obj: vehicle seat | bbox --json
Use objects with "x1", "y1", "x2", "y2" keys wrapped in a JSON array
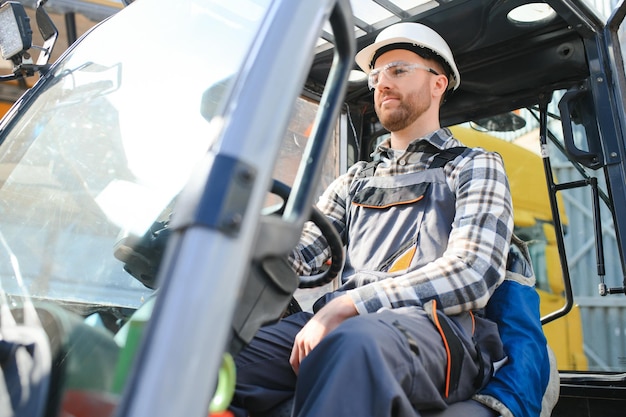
[
  {"x1": 257, "y1": 345, "x2": 559, "y2": 417},
  {"x1": 258, "y1": 397, "x2": 497, "y2": 417}
]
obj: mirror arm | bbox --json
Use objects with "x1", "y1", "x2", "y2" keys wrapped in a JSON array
[{"x1": 34, "y1": 0, "x2": 58, "y2": 69}]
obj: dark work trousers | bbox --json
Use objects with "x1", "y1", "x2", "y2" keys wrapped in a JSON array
[{"x1": 230, "y1": 306, "x2": 502, "y2": 417}]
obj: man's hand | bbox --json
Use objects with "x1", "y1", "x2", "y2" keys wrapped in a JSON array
[{"x1": 289, "y1": 294, "x2": 358, "y2": 374}]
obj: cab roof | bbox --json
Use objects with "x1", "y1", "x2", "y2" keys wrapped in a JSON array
[{"x1": 308, "y1": 0, "x2": 610, "y2": 126}]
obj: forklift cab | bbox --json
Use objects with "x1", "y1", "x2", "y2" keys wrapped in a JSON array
[{"x1": 0, "y1": 0, "x2": 626, "y2": 416}]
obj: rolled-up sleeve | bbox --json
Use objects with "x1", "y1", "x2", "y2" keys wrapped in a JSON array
[{"x1": 288, "y1": 164, "x2": 363, "y2": 275}]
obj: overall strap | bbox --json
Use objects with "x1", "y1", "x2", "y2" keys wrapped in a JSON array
[
  {"x1": 359, "y1": 145, "x2": 469, "y2": 178},
  {"x1": 358, "y1": 157, "x2": 382, "y2": 178},
  {"x1": 429, "y1": 146, "x2": 468, "y2": 169}
]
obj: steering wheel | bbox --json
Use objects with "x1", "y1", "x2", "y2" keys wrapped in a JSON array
[
  {"x1": 270, "y1": 179, "x2": 344, "y2": 288},
  {"x1": 115, "y1": 179, "x2": 344, "y2": 290}
]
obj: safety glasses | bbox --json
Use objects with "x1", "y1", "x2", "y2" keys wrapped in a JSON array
[{"x1": 368, "y1": 61, "x2": 439, "y2": 90}]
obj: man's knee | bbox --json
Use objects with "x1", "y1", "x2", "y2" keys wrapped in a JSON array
[
  {"x1": 302, "y1": 314, "x2": 403, "y2": 373},
  {"x1": 319, "y1": 315, "x2": 384, "y2": 351}
]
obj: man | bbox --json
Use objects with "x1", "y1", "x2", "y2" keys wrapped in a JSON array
[{"x1": 230, "y1": 22, "x2": 548, "y2": 417}]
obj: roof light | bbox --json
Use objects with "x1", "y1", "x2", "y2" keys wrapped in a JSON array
[{"x1": 507, "y1": 3, "x2": 556, "y2": 25}]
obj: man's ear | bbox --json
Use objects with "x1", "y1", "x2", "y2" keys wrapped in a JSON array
[{"x1": 432, "y1": 74, "x2": 448, "y2": 100}]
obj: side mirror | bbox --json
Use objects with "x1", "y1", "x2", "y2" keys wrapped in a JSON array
[
  {"x1": 0, "y1": 1, "x2": 32, "y2": 62},
  {"x1": 471, "y1": 111, "x2": 527, "y2": 132}
]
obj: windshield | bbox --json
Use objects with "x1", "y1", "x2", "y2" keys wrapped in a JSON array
[{"x1": 0, "y1": 0, "x2": 270, "y2": 312}]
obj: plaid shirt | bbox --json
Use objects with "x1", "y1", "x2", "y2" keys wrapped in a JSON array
[{"x1": 290, "y1": 127, "x2": 513, "y2": 315}]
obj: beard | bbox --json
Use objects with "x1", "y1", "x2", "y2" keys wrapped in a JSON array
[{"x1": 375, "y1": 89, "x2": 431, "y2": 132}]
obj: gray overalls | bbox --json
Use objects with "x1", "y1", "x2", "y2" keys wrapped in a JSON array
[
  {"x1": 344, "y1": 147, "x2": 467, "y2": 280},
  {"x1": 231, "y1": 147, "x2": 506, "y2": 417}
]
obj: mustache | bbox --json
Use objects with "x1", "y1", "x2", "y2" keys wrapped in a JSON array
[{"x1": 376, "y1": 89, "x2": 402, "y2": 103}]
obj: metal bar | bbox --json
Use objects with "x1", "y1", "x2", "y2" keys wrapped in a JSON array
[
  {"x1": 554, "y1": 179, "x2": 592, "y2": 191},
  {"x1": 353, "y1": 15, "x2": 373, "y2": 33},
  {"x1": 372, "y1": 0, "x2": 409, "y2": 18},
  {"x1": 605, "y1": 0, "x2": 626, "y2": 295},
  {"x1": 285, "y1": 0, "x2": 355, "y2": 223},
  {"x1": 527, "y1": 107, "x2": 612, "y2": 207},
  {"x1": 539, "y1": 97, "x2": 575, "y2": 325},
  {"x1": 64, "y1": 12, "x2": 77, "y2": 45},
  {"x1": 590, "y1": 177, "x2": 606, "y2": 278}
]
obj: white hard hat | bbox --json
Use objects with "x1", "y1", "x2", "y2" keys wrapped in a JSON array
[{"x1": 355, "y1": 22, "x2": 460, "y2": 91}]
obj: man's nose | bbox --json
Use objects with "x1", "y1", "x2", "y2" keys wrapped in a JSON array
[{"x1": 375, "y1": 70, "x2": 392, "y2": 90}]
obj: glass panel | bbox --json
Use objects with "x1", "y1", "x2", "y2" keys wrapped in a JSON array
[
  {"x1": 581, "y1": 0, "x2": 617, "y2": 21},
  {"x1": 272, "y1": 97, "x2": 339, "y2": 194},
  {"x1": 350, "y1": 0, "x2": 394, "y2": 25},
  {"x1": 316, "y1": 0, "x2": 442, "y2": 53},
  {"x1": 546, "y1": 92, "x2": 623, "y2": 372},
  {"x1": 272, "y1": 96, "x2": 340, "y2": 311},
  {"x1": 0, "y1": 0, "x2": 269, "y2": 309},
  {"x1": 0, "y1": 0, "x2": 272, "y2": 410},
  {"x1": 456, "y1": 92, "x2": 626, "y2": 373},
  {"x1": 392, "y1": 0, "x2": 435, "y2": 9}
]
